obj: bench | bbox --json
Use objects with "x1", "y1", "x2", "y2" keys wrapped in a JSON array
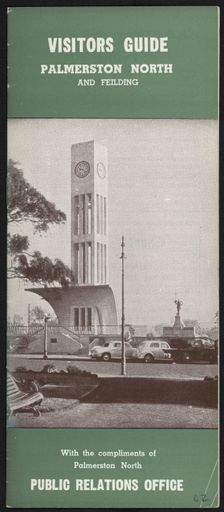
[{"x1": 7, "y1": 373, "x2": 43, "y2": 417}]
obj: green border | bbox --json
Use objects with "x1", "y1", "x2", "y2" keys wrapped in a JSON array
[
  {"x1": 8, "y1": 6, "x2": 218, "y2": 118},
  {"x1": 7, "y1": 428, "x2": 219, "y2": 508}
]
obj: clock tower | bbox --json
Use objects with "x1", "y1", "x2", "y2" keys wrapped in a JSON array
[
  {"x1": 28, "y1": 140, "x2": 117, "y2": 339},
  {"x1": 71, "y1": 140, "x2": 108, "y2": 286}
]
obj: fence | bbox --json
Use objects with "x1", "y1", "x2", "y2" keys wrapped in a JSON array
[
  {"x1": 7, "y1": 323, "x2": 148, "y2": 337},
  {"x1": 7, "y1": 323, "x2": 148, "y2": 355}
]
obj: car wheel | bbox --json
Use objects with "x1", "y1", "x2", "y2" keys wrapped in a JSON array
[
  {"x1": 102, "y1": 353, "x2": 111, "y2": 362},
  {"x1": 144, "y1": 354, "x2": 154, "y2": 363}
]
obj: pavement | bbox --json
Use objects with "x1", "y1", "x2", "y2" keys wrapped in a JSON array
[{"x1": 8, "y1": 353, "x2": 90, "y2": 360}]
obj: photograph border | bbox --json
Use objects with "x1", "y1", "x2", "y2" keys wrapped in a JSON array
[{"x1": 1, "y1": 0, "x2": 224, "y2": 511}]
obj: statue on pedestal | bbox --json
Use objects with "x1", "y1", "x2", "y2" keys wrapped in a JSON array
[{"x1": 175, "y1": 299, "x2": 183, "y2": 315}]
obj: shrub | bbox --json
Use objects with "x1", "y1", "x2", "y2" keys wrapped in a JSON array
[
  {"x1": 15, "y1": 366, "x2": 28, "y2": 373},
  {"x1": 42, "y1": 363, "x2": 58, "y2": 373},
  {"x1": 66, "y1": 365, "x2": 83, "y2": 375}
]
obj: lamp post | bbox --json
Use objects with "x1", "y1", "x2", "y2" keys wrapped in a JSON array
[
  {"x1": 43, "y1": 315, "x2": 50, "y2": 360},
  {"x1": 120, "y1": 236, "x2": 126, "y2": 376}
]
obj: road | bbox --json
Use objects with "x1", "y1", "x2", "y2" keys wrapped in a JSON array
[{"x1": 8, "y1": 354, "x2": 218, "y2": 379}]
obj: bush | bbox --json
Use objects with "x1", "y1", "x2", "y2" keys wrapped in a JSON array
[
  {"x1": 15, "y1": 366, "x2": 28, "y2": 373},
  {"x1": 66, "y1": 365, "x2": 83, "y2": 375},
  {"x1": 42, "y1": 363, "x2": 58, "y2": 373}
]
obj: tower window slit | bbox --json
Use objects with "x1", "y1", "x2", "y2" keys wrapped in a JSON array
[
  {"x1": 74, "y1": 308, "x2": 79, "y2": 329},
  {"x1": 88, "y1": 242, "x2": 92, "y2": 284},
  {"x1": 104, "y1": 197, "x2": 106, "y2": 235},
  {"x1": 87, "y1": 308, "x2": 92, "y2": 330},
  {"x1": 74, "y1": 196, "x2": 79, "y2": 235},
  {"x1": 74, "y1": 244, "x2": 79, "y2": 284},
  {"x1": 81, "y1": 308, "x2": 85, "y2": 328},
  {"x1": 100, "y1": 196, "x2": 103, "y2": 234},
  {"x1": 101, "y1": 244, "x2": 103, "y2": 283},
  {"x1": 82, "y1": 195, "x2": 85, "y2": 234},
  {"x1": 96, "y1": 194, "x2": 100, "y2": 234},
  {"x1": 82, "y1": 243, "x2": 86, "y2": 283},
  {"x1": 97, "y1": 242, "x2": 100, "y2": 283},
  {"x1": 104, "y1": 244, "x2": 107, "y2": 283},
  {"x1": 87, "y1": 194, "x2": 92, "y2": 234}
]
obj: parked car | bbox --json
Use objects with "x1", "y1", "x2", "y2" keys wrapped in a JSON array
[
  {"x1": 136, "y1": 340, "x2": 172, "y2": 363},
  {"x1": 169, "y1": 339, "x2": 217, "y2": 364},
  {"x1": 90, "y1": 341, "x2": 137, "y2": 361}
]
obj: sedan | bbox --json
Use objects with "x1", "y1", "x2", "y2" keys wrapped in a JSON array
[
  {"x1": 90, "y1": 341, "x2": 137, "y2": 361},
  {"x1": 136, "y1": 340, "x2": 172, "y2": 363}
]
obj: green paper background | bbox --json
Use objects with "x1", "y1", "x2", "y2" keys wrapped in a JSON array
[
  {"x1": 7, "y1": 6, "x2": 219, "y2": 508},
  {"x1": 7, "y1": 429, "x2": 219, "y2": 508},
  {"x1": 8, "y1": 6, "x2": 218, "y2": 118}
]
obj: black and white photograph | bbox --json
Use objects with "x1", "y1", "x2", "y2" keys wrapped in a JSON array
[{"x1": 7, "y1": 118, "x2": 219, "y2": 429}]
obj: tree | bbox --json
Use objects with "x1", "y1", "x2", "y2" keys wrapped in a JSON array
[
  {"x1": 30, "y1": 306, "x2": 57, "y2": 325},
  {"x1": 12, "y1": 314, "x2": 23, "y2": 325},
  {"x1": 214, "y1": 311, "x2": 219, "y2": 325},
  {"x1": 8, "y1": 159, "x2": 66, "y2": 231},
  {"x1": 204, "y1": 311, "x2": 219, "y2": 341},
  {"x1": 30, "y1": 306, "x2": 46, "y2": 324},
  {"x1": 7, "y1": 160, "x2": 73, "y2": 286}
]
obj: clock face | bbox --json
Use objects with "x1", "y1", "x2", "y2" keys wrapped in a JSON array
[
  {"x1": 97, "y1": 162, "x2": 106, "y2": 179},
  {"x1": 75, "y1": 161, "x2": 90, "y2": 178}
]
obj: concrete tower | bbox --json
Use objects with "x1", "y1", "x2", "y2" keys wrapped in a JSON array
[
  {"x1": 71, "y1": 140, "x2": 108, "y2": 286},
  {"x1": 28, "y1": 140, "x2": 117, "y2": 338}
]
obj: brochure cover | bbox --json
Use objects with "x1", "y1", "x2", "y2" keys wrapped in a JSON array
[{"x1": 7, "y1": 6, "x2": 219, "y2": 508}]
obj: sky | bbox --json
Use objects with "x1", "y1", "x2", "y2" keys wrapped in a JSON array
[{"x1": 7, "y1": 118, "x2": 218, "y2": 328}]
